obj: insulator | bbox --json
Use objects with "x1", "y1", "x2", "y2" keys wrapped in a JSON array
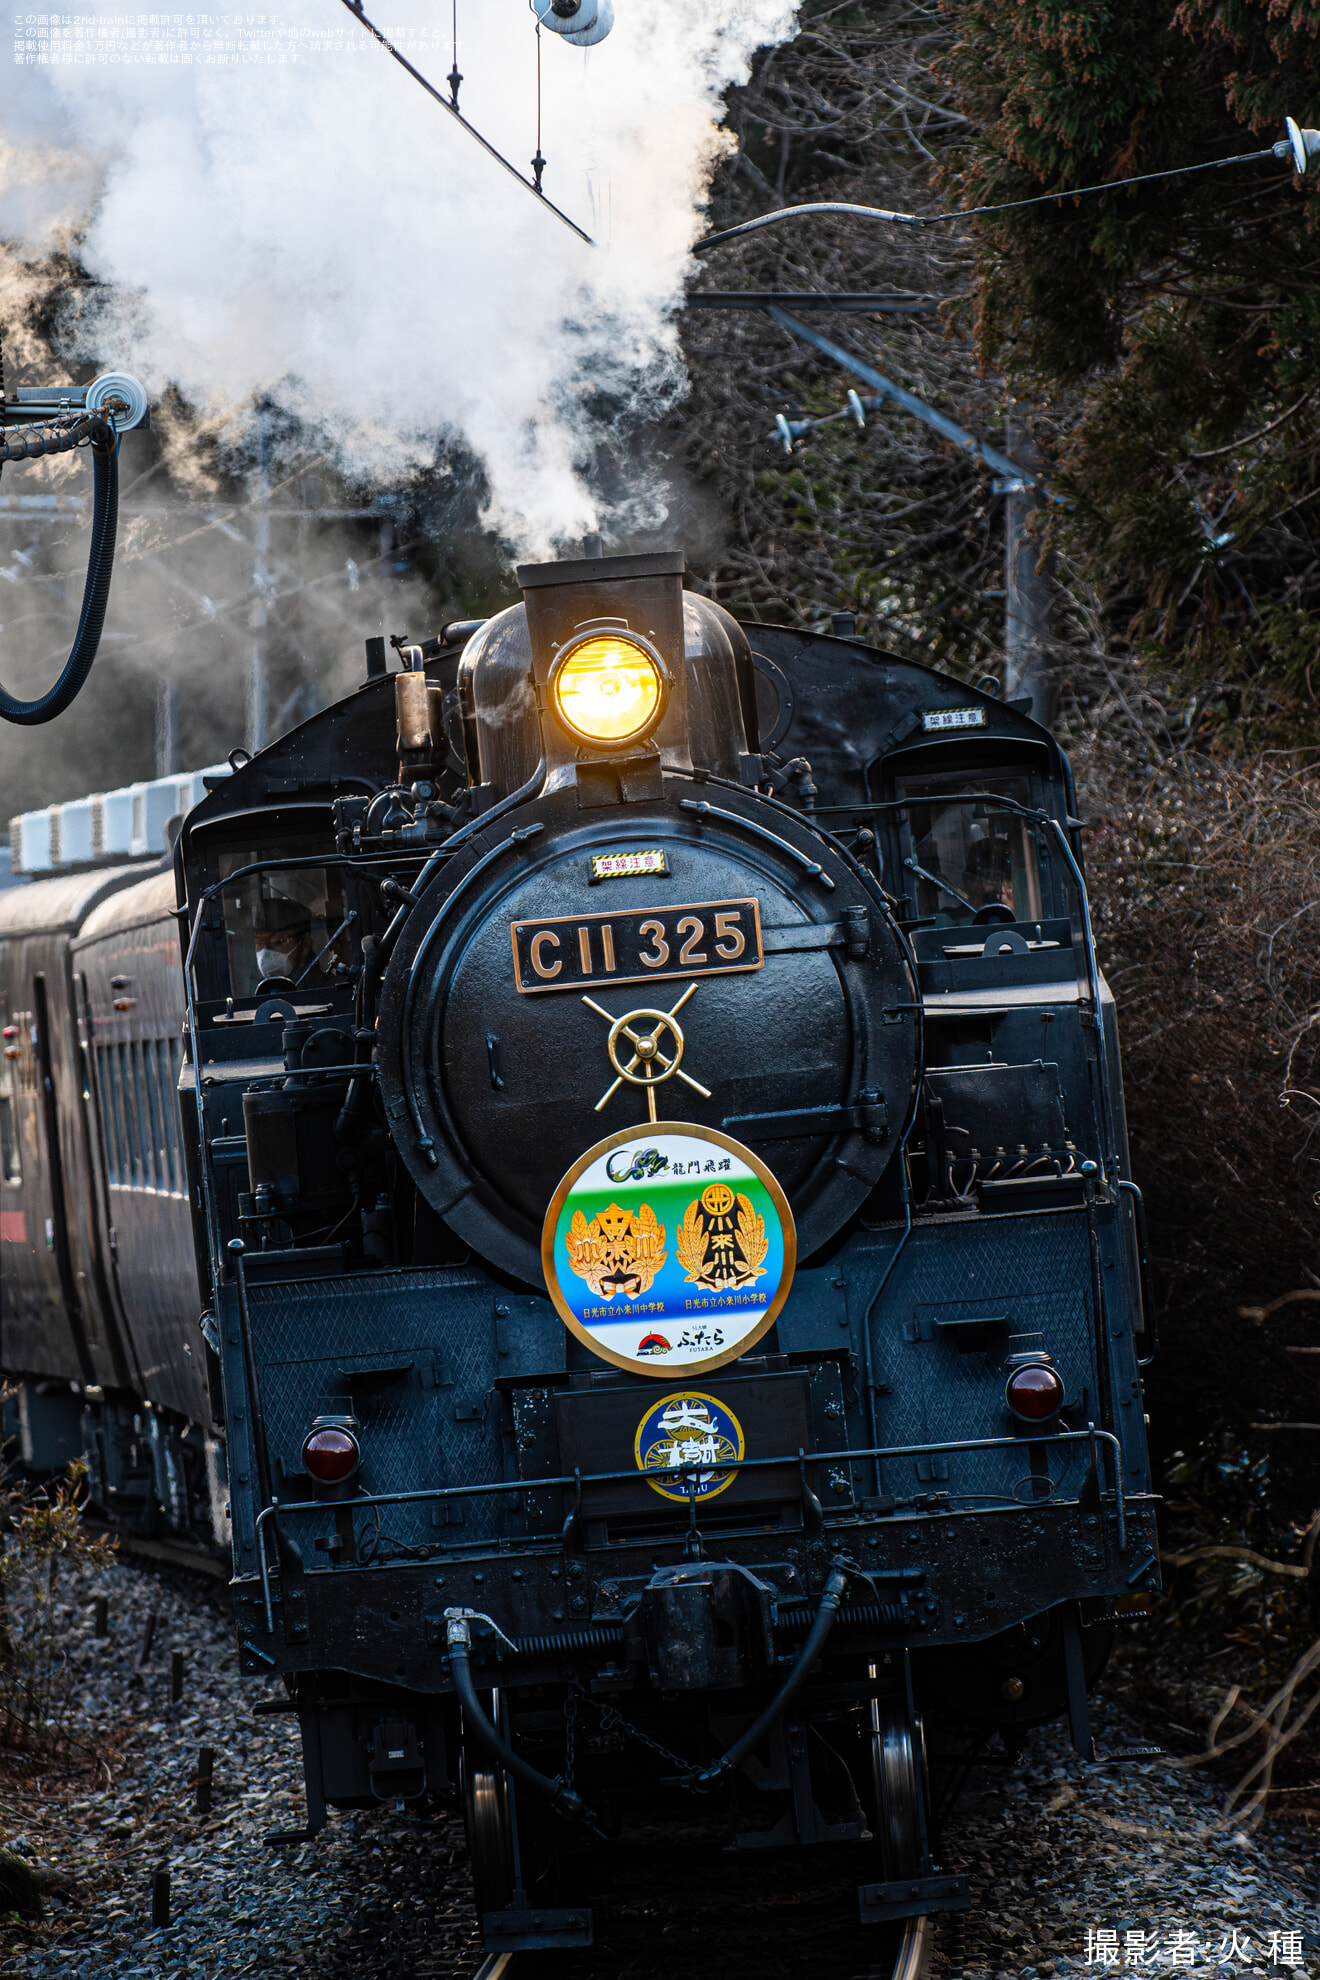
[{"x1": 532, "y1": 0, "x2": 597, "y2": 35}]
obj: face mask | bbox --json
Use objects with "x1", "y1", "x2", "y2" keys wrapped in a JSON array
[{"x1": 256, "y1": 947, "x2": 288, "y2": 981}]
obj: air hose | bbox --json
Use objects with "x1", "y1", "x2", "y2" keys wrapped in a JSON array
[
  {"x1": 448, "y1": 1569, "x2": 856, "y2": 1807},
  {"x1": 446, "y1": 1610, "x2": 600, "y2": 1829},
  {"x1": 0, "y1": 417, "x2": 120, "y2": 726},
  {"x1": 692, "y1": 1558, "x2": 852, "y2": 1788}
]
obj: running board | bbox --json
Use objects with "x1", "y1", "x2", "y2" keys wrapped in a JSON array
[{"x1": 859, "y1": 1873, "x2": 970, "y2": 1923}]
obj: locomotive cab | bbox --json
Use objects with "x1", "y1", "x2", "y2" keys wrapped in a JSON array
[{"x1": 171, "y1": 548, "x2": 1157, "y2": 1953}]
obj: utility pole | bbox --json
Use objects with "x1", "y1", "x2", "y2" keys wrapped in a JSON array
[
  {"x1": 154, "y1": 679, "x2": 178, "y2": 778},
  {"x1": 1003, "y1": 404, "x2": 1056, "y2": 729},
  {"x1": 247, "y1": 417, "x2": 272, "y2": 753}
]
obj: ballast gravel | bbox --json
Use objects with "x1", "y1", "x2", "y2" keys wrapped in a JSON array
[
  {"x1": 930, "y1": 1686, "x2": 1318, "y2": 1980},
  {"x1": 0, "y1": 1555, "x2": 1314, "y2": 1978},
  {"x1": 1, "y1": 1554, "x2": 481, "y2": 1980}
]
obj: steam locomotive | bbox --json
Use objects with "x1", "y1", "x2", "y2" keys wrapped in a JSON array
[{"x1": 0, "y1": 548, "x2": 1158, "y2": 1951}]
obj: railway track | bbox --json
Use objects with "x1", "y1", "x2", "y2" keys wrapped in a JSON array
[
  {"x1": 471, "y1": 1914, "x2": 929, "y2": 1980},
  {"x1": 83, "y1": 1519, "x2": 230, "y2": 1581},
  {"x1": 890, "y1": 1916, "x2": 930, "y2": 1980}
]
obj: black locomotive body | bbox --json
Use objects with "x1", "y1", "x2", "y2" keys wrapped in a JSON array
[{"x1": 3, "y1": 545, "x2": 1158, "y2": 1949}]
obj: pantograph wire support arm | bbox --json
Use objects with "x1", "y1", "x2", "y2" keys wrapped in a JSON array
[
  {"x1": 765, "y1": 305, "x2": 1042, "y2": 489},
  {"x1": 336, "y1": 0, "x2": 593, "y2": 245}
]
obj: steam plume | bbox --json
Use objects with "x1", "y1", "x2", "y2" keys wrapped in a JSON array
[{"x1": 1, "y1": 0, "x2": 797, "y2": 553}]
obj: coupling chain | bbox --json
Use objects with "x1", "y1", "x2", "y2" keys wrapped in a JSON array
[
  {"x1": 572, "y1": 1683, "x2": 702, "y2": 1781},
  {"x1": 556, "y1": 1681, "x2": 579, "y2": 1800}
]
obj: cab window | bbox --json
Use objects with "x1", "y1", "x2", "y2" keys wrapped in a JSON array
[
  {"x1": 896, "y1": 775, "x2": 1043, "y2": 927},
  {"x1": 217, "y1": 842, "x2": 352, "y2": 998}
]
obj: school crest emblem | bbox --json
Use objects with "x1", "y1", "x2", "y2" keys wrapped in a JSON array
[
  {"x1": 675, "y1": 1182, "x2": 769, "y2": 1292},
  {"x1": 564, "y1": 1199, "x2": 666, "y2": 1300}
]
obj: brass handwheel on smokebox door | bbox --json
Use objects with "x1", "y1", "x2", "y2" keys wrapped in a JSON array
[{"x1": 584, "y1": 980, "x2": 713, "y2": 1123}]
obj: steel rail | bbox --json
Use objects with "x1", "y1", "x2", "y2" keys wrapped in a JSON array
[
  {"x1": 894, "y1": 1913, "x2": 931, "y2": 1980},
  {"x1": 467, "y1": 1907, "x2": 927, "y2": 1979},
  {"x1": 471, "y1": 1954, "x2": 515, "y2": 1980}
]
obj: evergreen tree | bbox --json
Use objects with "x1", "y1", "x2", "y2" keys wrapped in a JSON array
[{"x1": 943, "y1": 0, "x2": 1320, "y2": 719}]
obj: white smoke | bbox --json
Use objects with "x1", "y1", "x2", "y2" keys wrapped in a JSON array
[{"x1": 0, "y1": 0, "x2": 796, "y2": 554}]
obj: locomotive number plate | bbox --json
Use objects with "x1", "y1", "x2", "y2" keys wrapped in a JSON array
[{"x1": 511, "y1": 898, "x2": 763, "y2": 995}]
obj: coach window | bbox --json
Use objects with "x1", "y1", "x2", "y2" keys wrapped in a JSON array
[
  {"x1": 121, "y1": 1040, "x2": 148, "y2": 1189},
  {"x1": 94, "y1": 1036, "x2": 185, "y2": 1194},
  {"x1": 159, "y1": 1037, "x2": 185, "y2": 1193},
  {"x1": 0, "y1": 1072, "x2": 20, "y2": 1186},
  {"x1": 96, "y1": 1043, "x2": 127, "y2": 1186},
  {"x1": 217, "y1": 848, "x2": 353, "y2": 999},
  {"x1": 896, "y1": 775, "x2": 1044, "y2": 927}
]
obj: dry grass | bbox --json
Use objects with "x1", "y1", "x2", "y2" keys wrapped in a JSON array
[
  {"x1": 1054, "y1": 649, "x2": 1320, "y2": 1828},
  {"x1": 1053, "y1": 648, "x2": 1320, "y2": 1466},
  {"x1": 0, "y1": 1465, "x2": 116, "y2": 1767}
]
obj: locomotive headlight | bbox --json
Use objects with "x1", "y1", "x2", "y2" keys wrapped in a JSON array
[{"x1": 550, "y1": 631, "x2": 667, "y2": 747}]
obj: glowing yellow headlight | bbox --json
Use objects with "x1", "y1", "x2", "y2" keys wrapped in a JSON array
[{"x1": 551, "y1": 633, "x2": 665, "y2": 747}]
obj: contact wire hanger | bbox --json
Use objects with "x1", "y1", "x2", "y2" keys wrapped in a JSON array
[
  {"x1": 338, "y1": 0, "x2": 593, "y2": 245},
  {"x1": 532, "y1": 20, "x2": 546, "y2": 193},
  {"x1": 694, "y1": 117, "x2": 1320, "y2": 255},
  {"x1": 448, "y1": 0, "x2": 461, "y2": 103}
]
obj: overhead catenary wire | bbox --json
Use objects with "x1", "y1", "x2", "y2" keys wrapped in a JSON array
[
  {"x1": 692, "y1": 131, "x2": 1309, "y2": 256},
  {"x1": 7, "y1": 510, "x2": 424, "y2": 687},
  {"x1": 336, "y1": 0, "x2": 593, "y2": 244}
]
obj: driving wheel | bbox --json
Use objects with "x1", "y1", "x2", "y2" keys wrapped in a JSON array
[
  {"x1": 869, "y1": 1694, "x2": 928, "y2": 1879},
  {"x1": 460, "y1": 1733, "x2": 513, "y2": 1918}
]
